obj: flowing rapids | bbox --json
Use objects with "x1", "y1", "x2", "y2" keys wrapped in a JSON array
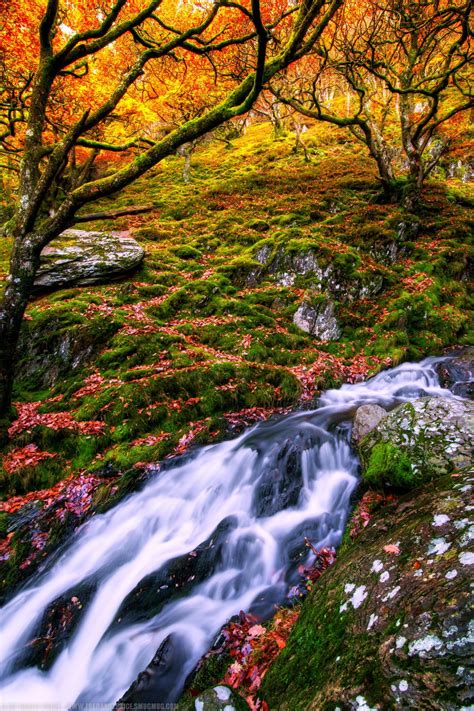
[{"x1": 0, "y1": 357, "x2": 457, "y2": 707}]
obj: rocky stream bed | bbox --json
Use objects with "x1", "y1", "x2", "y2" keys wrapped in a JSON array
[{"x1": 0, "y1": 349, "x2": 472, "y2": 710}]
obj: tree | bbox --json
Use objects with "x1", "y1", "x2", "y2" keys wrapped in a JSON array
[
  {"x1": 272, "y1": 0, "x2": 473, "y2": 206},
  {"x1": 0, "y1": 0, "x2": 343, "y2": 426}
]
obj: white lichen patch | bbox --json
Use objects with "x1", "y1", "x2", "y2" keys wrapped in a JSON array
[
  {"x1": 443, "y1": 625, "x2": 459, "y2": 638},
  {"x1": 460, "y1": 525, "x2": 474, "y2": 547},
  {"x1": 408, "y1": 634, "x2": 444, "y2": 656},
  {"x1": 382, "y1": 585, "x2": 401, "y2": 602},
  {"x1": 432, "y1": 514, "x2": 450, "y2": 527},
  {"x1": 340, "y1": 585, "x2": 368, "y2": 613},
  {"x1": 344, "y1": 583, "x2": 356, "y2": 593},
  {"x1": 214, "y1": 687, "x2": 231, "y2": 701},
  {"x1": 459, "y1": 552, "x2": 474, "y2": 565},
  {"x1": 446, "y1": 627, "x2": 474, "y2": 652},
  {"x1": 427, "y1": 537, "x2": 451, "y2": 556},
  {"x1": 354, "y1": 695, "x2": 377, "y2": 711},
  {"x1": 380, "y1": 571, "x2": 390, "y2": 583},
  {"x1": 445, "y1": 569, "x2": 458, "y2": 580},
  {"x1": 396, "y1": 636, "x2": 407, "y2": 649},
  {"x1": 399, "y1": 680, "x2": 408, "y2": 692},
  {"x1": 371, "y1": 559, "x2": 384, "y2": 573},
  {"x1": 367, "y1": 613, "x2": 378, "y2": 630}
]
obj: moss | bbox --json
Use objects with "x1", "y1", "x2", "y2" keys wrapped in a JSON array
[
  {"x1": 362, "y1": 441, "x2": 415, "y2": 490},
  {"x1": 173, "y1": 245, "x2": 203, "y2": 260},
  {"x1": 188, "y1": 652, "x2": 234, "y2": 695}
]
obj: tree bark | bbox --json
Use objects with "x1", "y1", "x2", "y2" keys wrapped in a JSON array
[{"x1": 0, "y1": 236, "x2": 42, "y2": 434}]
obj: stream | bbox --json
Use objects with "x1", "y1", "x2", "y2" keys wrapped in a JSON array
[{"x1": 0, "y1": 356, "x2": 457, "y2": 708}]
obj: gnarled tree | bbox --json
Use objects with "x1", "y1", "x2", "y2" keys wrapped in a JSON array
[
  {"x1": 0, "y1": 0, "x2": 343, "y2": 427},
  {"x1": 272, "y1": 0, "x2": 473, "y2": 206}
]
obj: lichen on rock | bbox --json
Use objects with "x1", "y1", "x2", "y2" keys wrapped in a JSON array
[
  {"x1": 293, "y1": 299, "x2": 341, "y2": 341},
  {"x1": 359, "y1": 397, "x2": 474, "y2": 489},
  {"x1": 34, "y1": 229, "x2": 145, "y2": 291},
  {"x1": 261, "y1": 465, "x2": 474, "y2": 710}
]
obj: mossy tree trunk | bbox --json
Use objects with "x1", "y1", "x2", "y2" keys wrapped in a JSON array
[{"x1": 0, "y1": 234, "x2": 43, "y2": 434}]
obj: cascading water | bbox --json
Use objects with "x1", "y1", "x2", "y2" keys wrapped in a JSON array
[{"x1": 0, "y1": 356, "x2": 459, "y2": 708}]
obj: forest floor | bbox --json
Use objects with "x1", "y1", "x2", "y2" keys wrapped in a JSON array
[{"x1": 0, "y1": 122, "x2": 472, "y2": 596}]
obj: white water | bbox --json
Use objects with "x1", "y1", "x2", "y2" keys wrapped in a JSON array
[{"x1": 0, "y1": 357, "x2": 456, "y2": 707}]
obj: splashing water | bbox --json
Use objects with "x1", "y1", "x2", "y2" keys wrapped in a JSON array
[{"x1": 0, "y1": 356, "x2": 457, "y2": 707}]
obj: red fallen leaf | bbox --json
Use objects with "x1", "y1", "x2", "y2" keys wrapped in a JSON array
[
  {"x1": 132, "y1": 433, "x2": 169, "y2": 447},
  {"x1": 384, "y1": 544, "x2": 400, "y2": 555},
  {"x1": 413, "y1": 560, "x2": 422, "y2": 570},
  {"x1": 247, "y1": 624, "x2": 266, "y2": 639},
  {"x1": 2, "y1": 444, "x2": 56, "y2": 474},
  {"x1": 242, "y1": 334, "x2": 252, "y2": 352},
  {"x1": 270, "y1": 633, "x2": 286, "y2": 649},
  {"x1": 8, "y1": 401, "x2": 106, "y2": 438}
]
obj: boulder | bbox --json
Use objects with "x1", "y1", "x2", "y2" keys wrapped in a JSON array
[
  {"x1": 359, "y1": 397, "x2": 474, "y2": 489},
  {"x1": 293, "y1": 300, "x2": 341, "y2": 341},
  {"x1": 352, "y1": 404, "x2": 387, "y2": 445},
  {"x1": 262, "y1": 463, "x2": 474, "y2": 710},
  {"x1": 33, "y1": 229, "x2": 144, "y2": 291}
]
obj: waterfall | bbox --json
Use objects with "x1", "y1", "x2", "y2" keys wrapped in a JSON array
[{"x1": 0, "y1": 357, "x2": 455, "y2": 708}]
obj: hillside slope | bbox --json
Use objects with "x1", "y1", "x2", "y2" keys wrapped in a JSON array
[{"x1": 0, "y1": 123, "x2": 472, "y2": 594}]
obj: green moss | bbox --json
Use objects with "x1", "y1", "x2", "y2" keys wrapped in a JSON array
[
  {"x1": 173, "y1": 245, "x2": 203, "y2": 260},
  {"x1": 363, "y1": 441, "x2": 416, "y2": 489}
]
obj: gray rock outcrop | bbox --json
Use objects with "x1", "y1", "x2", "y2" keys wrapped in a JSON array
[
  {"x1": 359, "y1": 396, "x2": 474, "y2": 488},
  {"x1": 34, "y1": 229, "x2": 144, "y2": 291},
  {"x1": 293, "y1": 300, "x2": 341, "y2": 341}
]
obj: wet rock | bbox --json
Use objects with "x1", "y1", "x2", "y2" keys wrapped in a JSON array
[
  {"x1": 177, "y1": 685, "x2": 250, "y2": 710},
  {"x1": 113, "y1": 517, "x2": 239, "y2": 629},
  {"x1": 252, "y1": 439, "x2": 304, "y2": 517},
  {"x1": 352, "y1": 404, "x2": 387, "y2": 445},
  {"x1": 115, "y1": 634, "x2": 190, "y2": 706},
  {"x1": 437, "y1": 347, "x2": 474, "y2": 399},
  {"x1": 262, "y1": 464, "x2": 474, "y2": 710},
  {"x1": 33, "y1": 229, "x2": 144, "y2": 291},
  {"x1": 359, "y1": 397, "x2": 474, "y2": 488},
  {"x1": 293, "y1": 300, "x2": 341, "y2": 341}
]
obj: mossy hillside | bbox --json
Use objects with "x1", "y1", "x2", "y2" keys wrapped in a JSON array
[
  {"x1": 0, "y1": 123, "x2": 472, "y2": 592},
  {"x1": 261, "y1": 466, "x2": 474, "y2": 710}
]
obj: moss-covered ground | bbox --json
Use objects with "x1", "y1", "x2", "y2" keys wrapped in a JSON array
[{"x1": 0, "y1": 122, "x2": 472, "y2": 595}]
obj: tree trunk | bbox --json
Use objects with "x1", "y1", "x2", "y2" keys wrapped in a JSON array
[{"x1": 0, "y1": 235, "x2": 42, "y2": 433}]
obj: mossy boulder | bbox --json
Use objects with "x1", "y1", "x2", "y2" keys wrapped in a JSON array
[
  {"x1": 33, "y1": 229, "x2": 145, "y2": 291},
  {"x1": 359, "y1": 397, "x2": 474, "y2": 489},
  {"x1": 262, "y1": 465, "x2": 474, "y2": 710},
  {"x1": 248, "y1": 244, "x2": 383, "y2": 302}
]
